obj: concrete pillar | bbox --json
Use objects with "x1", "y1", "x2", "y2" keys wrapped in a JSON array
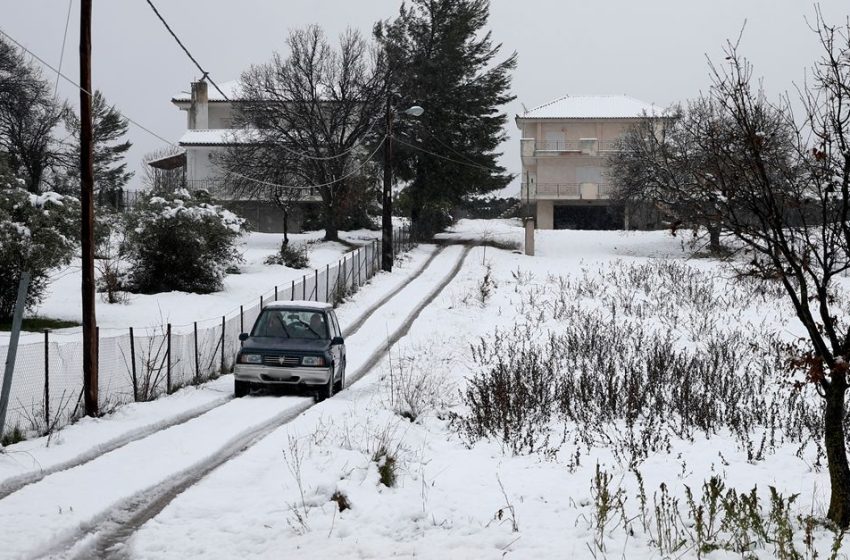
[
  {"x1": 524, "y1": 217, "x2": 535, "y2": 256},
  {"x1": 189, "y1": 81, "x2": 209, "y2": 130},
  {"x1": 537, "y1": 200, "x2": 554, "y2": 230}
]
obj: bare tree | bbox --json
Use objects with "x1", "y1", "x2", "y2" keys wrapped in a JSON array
[
  {"x1": 609, "y1": 13, "x2": 850, "y2": 527},
  {"x1": 0, "y1": 36, "x2": 66, "y2": 193},
  {"x1": 215, "y1": 141, "x2": 304, "y2": 245},
  {"x1": 220, "y1": 25, "x2": 385, "y2": 241}
]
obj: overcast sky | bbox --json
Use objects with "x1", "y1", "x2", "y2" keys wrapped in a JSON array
[{"x1": 2, "y1": 0, "x2": 847, "y2": 194}]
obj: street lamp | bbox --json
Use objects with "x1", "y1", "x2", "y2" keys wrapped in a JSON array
[{"x1": 382, "y1": 103, "x2": 424, "y2": 272}]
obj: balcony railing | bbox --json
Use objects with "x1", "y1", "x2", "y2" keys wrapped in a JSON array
[
  {"x1": 531, "y1": 140, "x2": 622, "y2": 155},
  {"x1": 521, "y1": 182, "x2": 616, "y2": 201}
]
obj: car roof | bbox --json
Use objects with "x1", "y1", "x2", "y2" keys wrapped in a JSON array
[{"x1": 263, "y1": 300, "x2": 334, "y2": 311}]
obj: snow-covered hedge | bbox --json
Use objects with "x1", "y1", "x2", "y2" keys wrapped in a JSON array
[
  {"x1": 123, "y1": 191, "x2": 247, "y2": 294},
  {"x1": 0, "y1": 186, "x2": 80, "y2": 320}
]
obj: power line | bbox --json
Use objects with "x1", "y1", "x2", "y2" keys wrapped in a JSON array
[
  {"x1": 142, "y1": 0, "x2": 230, "y2": 102},
  {"x1": 54, "y1": 0, "x2": 73, "y2": 96},
  {"x1": 393, "y1": 133, "x2": 516, "y2": 177},
  {"x1": 212, "y1": 134, "x2": 387, "y2": 192}
]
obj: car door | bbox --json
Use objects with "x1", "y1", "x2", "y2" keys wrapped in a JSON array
[
  {"x1": 326, "y1": 311, "x2": 343, "y2": 376},
  {"x1": 329, "y1": 311, "x2": 344, "y2": 363}
]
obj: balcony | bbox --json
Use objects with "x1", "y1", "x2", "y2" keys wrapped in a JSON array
[
  {"x1": 522, "y1": 139, "x2": 623, "y2": 158},
  {"x1": 520, "y1": 182, "x2": 616, "y2": 201}
]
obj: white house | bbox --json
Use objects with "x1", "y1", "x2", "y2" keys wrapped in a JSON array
[
  {"x1": 148, "y1": 80, "x2": 318, "y2": 233},
  {"x1": 516, "y1": 95, "x2": 661, "y2": 229}
]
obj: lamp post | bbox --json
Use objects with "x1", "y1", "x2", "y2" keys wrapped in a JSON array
[{"x1": 382, "y1": 100, "x2": 424, "y2": 272}]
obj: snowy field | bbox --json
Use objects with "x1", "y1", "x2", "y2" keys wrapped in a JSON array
[
  {"x1": 22, "y1": 228, "x2": 383, "y2": 336},
  {"x1": 1, "y1": 219, "x2": 847, "y2": 559}
]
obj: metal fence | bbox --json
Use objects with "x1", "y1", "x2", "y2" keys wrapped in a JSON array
[{"x1": 0, "y1": 226, "x2": 412, "y2": 438}]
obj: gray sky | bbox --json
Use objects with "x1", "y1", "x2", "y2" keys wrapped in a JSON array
[{"x1": 1, "y1": 0, "x2": 847, "y2": 195}]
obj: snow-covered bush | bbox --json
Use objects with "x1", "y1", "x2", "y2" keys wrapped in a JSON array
[
  {"x1": 264, "y1": 240, "x2": 309, "y2": 269},
  {"x1": 123, "y1": 192, "x2": 247, "y2": 294},
  {"x1": 0, "y1": 186, "x2": 79, "y2": 320}
]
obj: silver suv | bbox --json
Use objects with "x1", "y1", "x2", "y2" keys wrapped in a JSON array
[{"x1": 234, "y1": 301, "x2": 346, "y2": 400}]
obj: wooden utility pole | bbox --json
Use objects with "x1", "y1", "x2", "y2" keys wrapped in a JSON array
[
  {"x1": 381, "y1": 93, "x2": 394, "y2": 272},
  {"x1": 80, "y1": 0, "x2": 98, "y2": 416}
]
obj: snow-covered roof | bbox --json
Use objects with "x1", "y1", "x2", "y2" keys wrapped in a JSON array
[
  {"x1": 264, "y1": 301, "x2": 334, "y2": 311},
  {"x1": 172, "y1": 80, "x2": 242, "y2": 103},
  {"x1": 518, "y1": 95, "x2": 661, "y2": 120},
  {"x1": 178, "y1": 128, "x2": 260, "y2": 146}
]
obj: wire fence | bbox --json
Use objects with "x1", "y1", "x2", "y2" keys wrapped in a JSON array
[{"x1": 0, "y1": 226, "x2": 413, "y2": 439}]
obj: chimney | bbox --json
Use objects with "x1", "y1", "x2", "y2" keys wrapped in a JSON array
[{"x1": 188, "y1": 80, "x2": 209, "y2": 130}]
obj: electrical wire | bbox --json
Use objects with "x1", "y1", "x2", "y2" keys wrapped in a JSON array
[
  {"x1": 0, "y1": 27, "x2": 382, "y2": 193},
  {"x1": 392, "y1": 133, "x2": 516, "y2": 176},
  {"x1": 142, "y1": 0, "x2": 230, "y2": 102},
  {"x1": 212, "y1": 134, "x2": 387, "y2": 191},
  {"x1": 54, "y1": 0, "x2": 73, "y2": 97}
]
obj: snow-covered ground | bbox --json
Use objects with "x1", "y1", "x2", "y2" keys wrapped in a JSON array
[
  {"x1": 25, "y1": 229, "x2": 382, "y2": 335},
  {"x1": 1, "y1": 219, "x2": 847, "y2": 559}
]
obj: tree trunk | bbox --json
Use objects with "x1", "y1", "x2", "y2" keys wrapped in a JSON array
[
  {"x1": 708, "y1": 225, "x2": 721, "y2": 254},
  {"x1": 825, "y1": 385, "x2": 850, "y2": 527},
  {"x1": 324, "y1": 206, "x2": 339, "y2": 242},
  {"x1": 282, "y1": 208, "x2": 289, "y2": 245}
]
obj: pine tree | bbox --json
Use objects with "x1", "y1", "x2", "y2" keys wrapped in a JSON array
[
  {"x1": 65, "y1": 90, "x2": 133, "y2": 206},
  {"x1": 375, "y1": 0, "x2": 517, "y2": 238}
]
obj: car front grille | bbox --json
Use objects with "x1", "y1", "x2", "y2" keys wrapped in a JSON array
[{"x1": 262, "y1": 354, "x2": 300, "y2": 367}]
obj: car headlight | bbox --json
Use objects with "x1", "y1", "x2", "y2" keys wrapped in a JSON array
[
  {"x1": 301, "y1": 356, "x2": 325, "y2": 367},
  {"x1": 239, "y1": 353, "x2": 262, "y2": 364}
]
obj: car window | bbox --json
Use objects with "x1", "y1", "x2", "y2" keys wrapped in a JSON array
[{"x1": 252, "y1": 309, "x2": 329, "y2": 339}]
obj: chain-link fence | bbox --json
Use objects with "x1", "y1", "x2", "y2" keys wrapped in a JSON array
[{"x1": 0, "y1": 226, "x2": 413, "y2": 439}]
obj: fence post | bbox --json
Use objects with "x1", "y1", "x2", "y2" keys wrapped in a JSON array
[
  {"x1": 302, "y1": 275, "x2": 306, "y2": 300},
  {"x1": 260, "y1": 295, "x2": 264, "y2": 309},
  {"x1": 193, "y1": 321, "x2": 200, "y2": 384},
  {"x1": 291, "y1": 280, "x2": 295, "y2": 301},
  {"x1": 314, "y1": 269, "x2": 319, "y2": 301},
  {"x1": 239, "y1": 305, "x2": 244, "y2": 335},
  {"x1": 357, "y1": 249, "x2": 362, "y2": 287},
  {"x1": 166, "y1": 323, "x2": 172, "y2": 393},
  {"x1": 325, "y1": 264, "x2": 330, "y2": 303},
  {"x1": 44, "y1": 330, "x2": 49, "y2": 431},
  {"x1": 274, "y1": 286, "x2": 278, "y2": 301},
  {"x1": 220, "y1": 316, "x2": 226, "y2": 375},
  {"x1": 129, "y1": 327, "x2": 138, "y2": 401}
]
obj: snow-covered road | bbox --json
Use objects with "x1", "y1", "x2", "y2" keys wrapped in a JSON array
[{"x1": 0, "y1": 244, "x2": 472, "y2": 560}]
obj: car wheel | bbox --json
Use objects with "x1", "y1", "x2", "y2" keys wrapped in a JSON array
[
  {"x1": 316, "y1": 364, "x2": 334, "y2": 402},
  {"x1": 234, "y1": 379, "x2": 250, "y2": 398},
  {"x1": 333, "y1": 359, "x2": 346, "y2": 392}
]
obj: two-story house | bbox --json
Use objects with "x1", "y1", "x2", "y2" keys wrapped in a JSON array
[{"x1": 516, "y1": 95, "x2": 660, "y2": 230}]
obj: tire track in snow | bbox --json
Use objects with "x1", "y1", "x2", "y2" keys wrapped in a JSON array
[
  {"x1": 34, "y1": 245, "x2": 474, "y2": 560},
  {"x1": 0, "y1": 245, "x2": 442, "y2": 503}
]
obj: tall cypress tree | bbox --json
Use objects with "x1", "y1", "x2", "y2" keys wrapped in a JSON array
[{"x1": 375, "y1": 0, "x2": 516, "y2": 238}]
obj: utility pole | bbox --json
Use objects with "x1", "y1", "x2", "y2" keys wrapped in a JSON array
[
  {"x1": 80, "y1": 0, "x2": 98, "y2": 416},
  {"x1": 381, "y1": 92, "x2": 394, "y2": 272}
]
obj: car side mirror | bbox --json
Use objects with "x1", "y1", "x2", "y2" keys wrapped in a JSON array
[
  {"x1": 331, "y1": 336, "x2": 344, "y2": 346},
  {"x1": 239, "y1": 333, "x2": 249, "y2": 342}
]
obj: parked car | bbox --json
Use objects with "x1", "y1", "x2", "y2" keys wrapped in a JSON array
[{"x1": 234, "y1": 301, "x2": 346, "y2": 400}]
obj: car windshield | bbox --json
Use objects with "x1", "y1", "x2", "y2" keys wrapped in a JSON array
[{"x1": 252, "y1": 309, "x2": 329, "y2": 340}]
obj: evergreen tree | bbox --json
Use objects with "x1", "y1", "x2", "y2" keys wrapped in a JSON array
[
  {"x1": 375, "y1": 0, "x2": 517, "y2": 238},
  {"x1": 65, "y1": 90, "x2": 133, "y2": 206}
]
